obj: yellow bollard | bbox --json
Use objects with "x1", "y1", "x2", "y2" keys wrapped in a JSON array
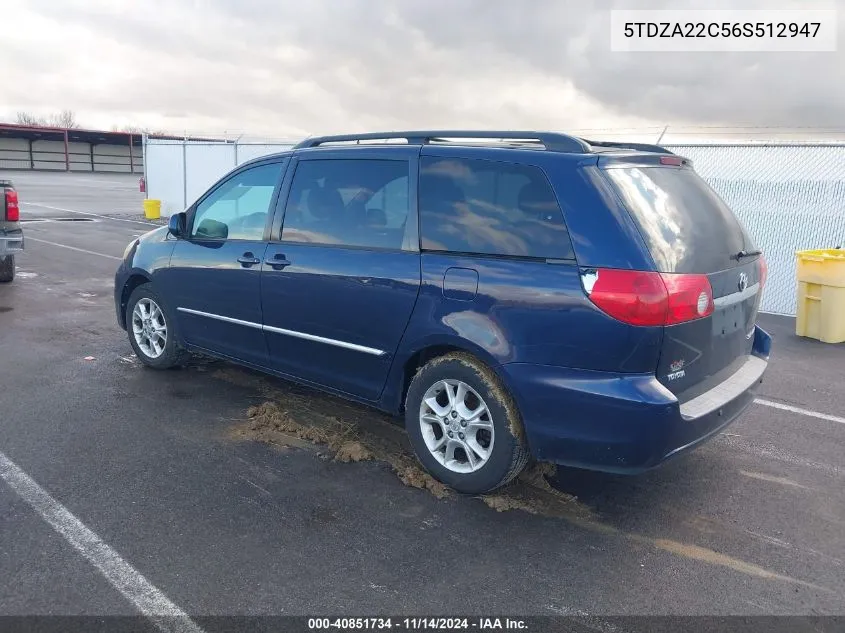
[{"x1": 143, "y1": 199, "x2": 161, "y2": 220}]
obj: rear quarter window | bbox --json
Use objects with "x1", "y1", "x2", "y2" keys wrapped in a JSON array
[
  {"x1": 603, "y1": 166, "x2": 757, "y2": 273},
  {"x1": 419, "y1": 156, "x2": 574, "y2": 259}
]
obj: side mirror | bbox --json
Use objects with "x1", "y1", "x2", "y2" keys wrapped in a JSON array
[{"x1": 168, "y1": 212, "x2": 187, "y2": 238}]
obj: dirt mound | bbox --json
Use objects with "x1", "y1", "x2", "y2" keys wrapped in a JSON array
[
  {"x1": 237, "y1": 398, "x2": 450, "y2": 499},
  {"x1": 334, "y1": 441, "x2": 373, "y2": 463},
  {"x1": 222, "y1": 368, "x2": 590, "y2": 515},
  {"x1": 393, "y1": 463, "x2": 450, "y2": 499}
]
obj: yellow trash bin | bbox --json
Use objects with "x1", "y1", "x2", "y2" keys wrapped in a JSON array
[
  {"x1": 143, "y1": 199, "x2": 161, "y2": 220},
  {"x1": 795, "y1": 248, "x2": 845, "y2": 343}
]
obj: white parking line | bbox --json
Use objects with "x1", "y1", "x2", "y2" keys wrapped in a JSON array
[
  {"x1": 755, "y1": 398, "x2": 845, "y2": 425},
  {"x1": 22, "y1": 202, "x2": 159, "y2": 227},
  {"x1": 0, "y1": 451, "x2": 204, "y2": 633},
  {"x1": 25, "y1": 236, "x2": 122, "y2": 261}
]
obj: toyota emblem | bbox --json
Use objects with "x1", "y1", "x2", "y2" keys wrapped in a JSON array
[{"x1": 738, "y1": 272, "x2": 748, "y2": 292}]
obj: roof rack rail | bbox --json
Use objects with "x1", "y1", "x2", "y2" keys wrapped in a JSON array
[
  {"x1": 293, "y1": 130, "x2": 592, "y2": 153},
  {"x1": 582, "y1": 139, "x2": 675, "y2": 155}
]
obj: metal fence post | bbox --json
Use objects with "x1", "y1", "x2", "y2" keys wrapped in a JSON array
[
  {"x1": 63, "y1": 129, "x2": 70, "y2": 171},
  {"x1": 128, "y1": 133, "x2": 134, "y2": 174},
  {"x1": 142, "y1": 133, "x2": 148, "y2": 195},
  {"x1": 182, "y1": 137, "x2": 188, "y2": 211}
]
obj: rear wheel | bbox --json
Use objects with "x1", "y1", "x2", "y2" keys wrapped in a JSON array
[
  {"x1": 126, "y1": 284, "x2": 189, "y2": 369},
  {"x1": 405, "y1": 352, "x2": 529, "y2": 494},
  {"x1": 0, "y1": 255, "x2": 14, "y2": 282}
]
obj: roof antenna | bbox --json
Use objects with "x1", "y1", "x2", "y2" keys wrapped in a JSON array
[{"x1": 655, "y1": 125, "x2": 668, "y2": 145}]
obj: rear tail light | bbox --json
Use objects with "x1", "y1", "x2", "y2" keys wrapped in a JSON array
[
  {"x1": 758, "y1": 254, "x2": 767, "y2": 288},
  {"x1": 4, "y1": 188, "x2": 19, "y2": 222},
  {"x1": 662, "y1": 273, "x2": 714, "y2": 324},
  {"x1": 581, "y1": 268, "x2": 713, "y2": 327}
]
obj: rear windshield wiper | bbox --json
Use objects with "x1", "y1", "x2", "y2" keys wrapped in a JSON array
[{"x1": 733, "y1": 249, "x2": 763, "y2": 260}]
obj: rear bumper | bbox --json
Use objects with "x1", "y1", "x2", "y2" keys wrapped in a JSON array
[
  {"x1": 501, "y1": 325, "x2": 772, "y2": 474},
  {"x1": 0, "y1": 230, "x2": 24, "y2": 257}
]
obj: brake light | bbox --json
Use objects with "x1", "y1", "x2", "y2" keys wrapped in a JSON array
[
  {"x1": 659, "y1": 156, "x2": 684, "y2": 166},
  {"x1": 758, "y1": 255, "x2": 767, "y2": 288},
  {"x1": 4, "y1": 189, "x2": 19, "y2": 222},
  {"x1": 581, "y1": 268, "x2": 713, "y2": 326},
  {"x1": 662, "y1": 273, "x2": 714, "y2": 324}
]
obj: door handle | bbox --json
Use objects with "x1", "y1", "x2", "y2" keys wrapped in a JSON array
[
  {"x1": 268, "y1": 254, "x2": 291, "y2": 270},
  {"x1": 237, "y1": 253, "x2": 261, "y2": 267}
]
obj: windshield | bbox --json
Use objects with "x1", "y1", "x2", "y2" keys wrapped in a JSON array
[{"x1": 603, "y1": 166, "x2": 756, "y2": 273}]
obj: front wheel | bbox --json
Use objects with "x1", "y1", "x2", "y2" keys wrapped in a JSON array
[
  {"x1": 0, "y1": 255, "x2": 14, "y2": 282},
  {"x1": 405, "y1": 352, "x2": 529, "y2": 494},
  {"x1": 125, "y1": 285, "x2": 189, "y2": 369}
]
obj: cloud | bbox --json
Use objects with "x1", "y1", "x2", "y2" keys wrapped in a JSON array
[{"x1": 2, "y1": 0, "x2": 843, "y2": 137}]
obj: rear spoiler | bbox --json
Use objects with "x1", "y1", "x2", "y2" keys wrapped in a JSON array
[{"x1": 582, "y1": 140, "x2": 674, "y2": 155}]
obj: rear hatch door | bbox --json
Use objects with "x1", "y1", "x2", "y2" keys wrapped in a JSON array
[{"x1": 602, "y1": 160, "x2": 764, "y2": 402}]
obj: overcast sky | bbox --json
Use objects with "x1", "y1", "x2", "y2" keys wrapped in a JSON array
[{"x1": 1, "y1": 0, "x2": 843, "y2": 140}]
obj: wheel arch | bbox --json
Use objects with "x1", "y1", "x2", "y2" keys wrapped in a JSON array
[
  {"x1": 118, "y1": 271, "x2": 152, "y2": 329},
  {"x1": 381, "y1": 334, "x2": 513, "y2": 416}
]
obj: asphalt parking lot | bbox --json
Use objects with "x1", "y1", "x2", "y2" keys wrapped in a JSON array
[{"x1": 1, "y1": 171, "x2": 844, "y2": 629}]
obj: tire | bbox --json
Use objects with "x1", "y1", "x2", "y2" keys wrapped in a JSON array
[
  {"x1": 405, "y1": 352, "x2": 529, "y2": 494},
  {"x1": 0, "y1": 255, "x2": 14, "y2": 282},
  {"x1": 125, "y1": 284, "x2": 190, "y2": 369}
]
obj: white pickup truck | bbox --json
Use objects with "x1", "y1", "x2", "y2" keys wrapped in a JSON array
[{"x1": 0, "y1": 179, "x2": 23, "y2": 282}]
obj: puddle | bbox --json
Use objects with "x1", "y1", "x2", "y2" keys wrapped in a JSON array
[{"x1": 16, "y1": 271, "x2": 38, "y2": 278}]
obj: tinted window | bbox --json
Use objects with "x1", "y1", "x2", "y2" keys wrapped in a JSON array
[
  {"x1": 282, "y1": 159, "x2": 410, "y2": 250},
  {"x1": 419, "y1": 157, "x2": 573, "y2": 259},
  {"x1": 603, "y1": 167, "x2": 756, "y2": 273},
  {"x1": 191, "y1": 163, "x2": 280, "y2": 241}
]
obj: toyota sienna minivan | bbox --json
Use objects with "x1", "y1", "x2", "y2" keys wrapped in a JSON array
[{"x1": 115, "y1": 131, "x2": 771, "y2": 494}]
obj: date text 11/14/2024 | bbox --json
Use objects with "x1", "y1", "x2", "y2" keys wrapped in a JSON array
[{"x1": 308, "y1": 618, "x2": 528, "y2": 630}]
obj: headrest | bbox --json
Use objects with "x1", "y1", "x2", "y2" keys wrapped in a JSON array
[{"x1": 309, "y1": 186, "x2": 344, "y2": 219}]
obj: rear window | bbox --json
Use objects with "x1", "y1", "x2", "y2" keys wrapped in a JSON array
[
  {"x1": 603, "y1": 166, "x2": 756, "y2": 273},
  {"x1": 419, "y1": 156, "x2": 574, "y2": 259}
]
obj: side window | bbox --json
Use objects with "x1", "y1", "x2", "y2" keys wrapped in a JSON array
[
  {"x1": 418, "y1": 156, "x2": 574, "y2": 259},
  {"x1": 191, "y1": 162, "x2": 281, "y2": 241},
  {"x1": 281, "y1": 159, "x2": 409, "y2": 250}
]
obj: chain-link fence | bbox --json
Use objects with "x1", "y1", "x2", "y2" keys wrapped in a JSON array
[{"x1": 666, "y1": 144, "x2": 845, "y2": 315}]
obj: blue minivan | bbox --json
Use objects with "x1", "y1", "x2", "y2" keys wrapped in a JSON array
[{"x1": 115, "y1": 131, "x2": 771, "y2": 494}]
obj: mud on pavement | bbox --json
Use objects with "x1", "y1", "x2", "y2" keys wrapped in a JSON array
[
  {"x1": 219, "y1": 366, "x2": 592, "y2": 515},
  {"x1": 215, "y1": 364, "x2": 843, "y2": 596}
]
